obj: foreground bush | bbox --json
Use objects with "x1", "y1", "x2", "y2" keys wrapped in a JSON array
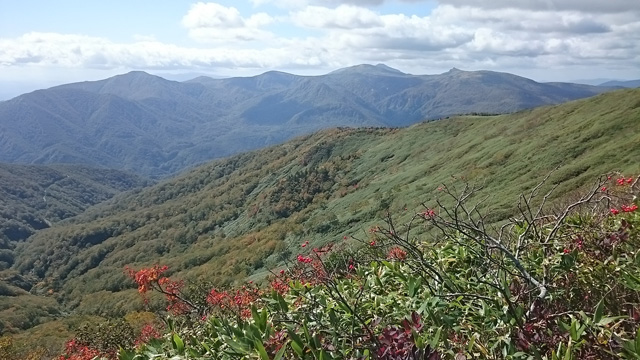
[{"x1": 60, "y1": 173, "x2": 639, "y2": 359}]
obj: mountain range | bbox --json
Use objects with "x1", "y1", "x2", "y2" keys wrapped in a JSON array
[{"x1": 0, "y1": 64, "x2": 620, "y2": 178}]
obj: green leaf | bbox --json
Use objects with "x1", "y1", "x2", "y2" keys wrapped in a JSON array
[
  {"x1": 407, "y1": 276, "x2": 421, "y2": 297},
  {"x1": 249, "y1": 323, "x2": 263, "y2": 339},
  {"x1": 200, "y1": 341, "x2": 211, "y2": 354},
  {"x1": 558, "y1": 320, "x2": 570, "y2": 332},
  {"x1": 166, "y1": 317, "x2": 175, "y2": 332},
  {"x1": 251, "y1": 305, "x2": 261, "y2": 326},
  {"x1": 563, "y1": 341, "x2": 572, "y2": 360},
  {"x1": 291, "y1": 341, "x2": 304, "y2": 357},
  {"x1": 429, "y1": 327, "x2": 442, "y2": 349},
  {"x1": 254, "y1": 339, "x2": 270, "y2": 360},
  {"x1": 467, "y1": 334, "x2": 476, "y2": 353},
  {"x1": 226, "y1": 338, "x2": 252, "y2": 355},
  {"x1": 337, "y1": 300, "x2": 351, "y2": 314},
  {"x1": 277, "y1": 292, "x2": 289, "y2": 313},
  {"x1": 232, "y1": 324, "x2": 245, "y2": 338},
  {"x1": 529, "y1": 345, "x2": 544, "y2": 360},
  {"x1": 593, "y1": 299, "x2": 604, "y2": 324},
  {"x1": 569, "y1": 320, "x2": 578, "y2": 341},
  {"x1": 597, "y1": 316, "x2": 626, "y2": 326},
  {"x1": 635, "y1": 327, "x2": 640, "y2": 354},
  {"x1": 577, "y1": 323, "x2": 587, "y2": 339},
  {"x1": 117, "y1": 349, "x2": 137, "y2": 360},
  {"x1": 320, "y1": 349, "x2": 335, "y2": 360},
  {"x1": 328, "y1": 308, "x2": 338, "y2": 326},
  {"x1": 313, "y1": 333, "x2": 322, "y2": 350},
  {"x1": 621, "y1": 339, "x2": 637, "y2": 355},
  {"x1": 260, "y1": 308, "x2": 268, "y2": 333},
  {"x1": 417, "y1": 299, "x2": 430, "y2": 315},
  {"x1": 288, "y1": 330, "x2": 305, "y2": 357},
  {"x1": 172, "y1": 333, "x2": 185, "y2": 354},
  {"x1": 622, "y1": 272, "x2": 640, "y2": 290},
  {"x1": 273, "y1": 342, "x2": 288, "y2": 360}
]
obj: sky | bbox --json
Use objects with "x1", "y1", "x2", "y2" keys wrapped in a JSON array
[{"x1": 1, "y1": 0, "x2": 639, "y2": 99}]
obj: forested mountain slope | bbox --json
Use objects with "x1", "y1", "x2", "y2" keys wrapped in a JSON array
[
  {"x1": 0, "y1": 163, "x2": 150, "y2": 251},
  {"x1": 10, "y1": 88, "x2": 639, "y2": 321},
  {"x1": 0, "y1": 164, "x2": 149, "y2": 335}
]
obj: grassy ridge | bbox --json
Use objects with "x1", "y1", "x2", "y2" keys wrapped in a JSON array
[{"x1": 11, "y1": 88, "x2": 640, "y2": 322}]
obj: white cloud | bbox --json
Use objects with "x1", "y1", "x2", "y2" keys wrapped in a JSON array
[
  {"x1": 182, "y1": 2, "x2": 274, "y2": 42},
  {"x1": 132, "y1": 34, "x2": 157, "y2": 42},
  {"x1": 257, "y1": 0, "x2": 640, "y2": 13},
  {"x1": 291, "y1": 5, "x2": 473, "y2": 51},
  {"x1": 427, "y1": 5, "x2": 640, "y2": 65},
  {"x1": 0, "y1": 1, "x2": 638, "y2": 84},
  {"x1": 0, "y1": 32, "x2": 326, "y2": 71},
  {"x1": 437, "y1": 0, "x2": 640, "y2": 13},
  {"x1": 246, "y1": 13, "x2": 275, "y2": 27},
  {"x1": 253, "y1": 0, "x2": 429, "y2": 8},
  {"x1": 430, "y1": 5, "x2": 613, "y2": 34},
  {"x1": 291, "y1": 5, "x2": 383, "y2": 29},
  {"x1": 182, "y1": 2, "x2": 244, "y2": 28}
]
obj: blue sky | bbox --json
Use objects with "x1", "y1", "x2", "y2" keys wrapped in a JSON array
[{"x1": 1, "y1": 0, "x2": 639, "y2": 99}]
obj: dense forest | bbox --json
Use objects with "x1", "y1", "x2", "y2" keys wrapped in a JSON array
[{"x1": 0, "y1": 163, "x2": 150, "y2": 259}]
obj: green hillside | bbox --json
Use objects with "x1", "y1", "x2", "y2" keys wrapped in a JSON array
[
  {"x1": 0, "y1": 163, "x2": 150, "y2": 255},
  {"x1": 0, "y1": 164, "x2": 150, "y2": 338},
  {"x1": 11, "y1": 88, "x2": 639, "y2": 325}
]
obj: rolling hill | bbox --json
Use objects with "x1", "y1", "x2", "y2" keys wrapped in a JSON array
[
  {"x1": 0, "y1": 163, "x2": 150, "y2": 262},
  {"x1": 0, "y1": 64, "x2": 615, "y2": 178},
  {"x1": 8, "y1": 88, "x2": 639, "y2": 326},
  {"x1": 0, "y1": 164, "x2": 149, "y2": 337}
]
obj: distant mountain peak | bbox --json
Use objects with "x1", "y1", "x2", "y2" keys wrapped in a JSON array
[
  {"x1": 116, "y1": 70, "x2": 165, "y2": 81},
  {"x1": 446, "y1": 67, "x2": 464, "y2": 74},
  {"x1": 189, "y1": 75, "x2": 215, "y2": 82},
  {"x1": 330, "y1": 63, "x2": 406, "y2": 76},
  {"x1": 255, "y1": 70, "x2": 299, "y2": 81},
  {"x1": 100, "y1": 71, "x2": 180, "y2": 91},
  {"x1": 373, "y1": 63, "x2": 405, "y2": 74},
  {"x1": 125, "y1": 70, "x2": 152, "y2": 75},
  {"x1": 260, "y1": 70, "x2": 295, "y2": 76}
]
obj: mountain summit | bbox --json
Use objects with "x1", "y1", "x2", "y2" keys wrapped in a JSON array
[{"x1": 329, "y1": 63, "x2": 406, "y2": 76}]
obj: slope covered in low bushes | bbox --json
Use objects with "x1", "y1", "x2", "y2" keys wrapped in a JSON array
[{"x1": 57, "y1": 173, "x2": 640, "y2": 359}]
